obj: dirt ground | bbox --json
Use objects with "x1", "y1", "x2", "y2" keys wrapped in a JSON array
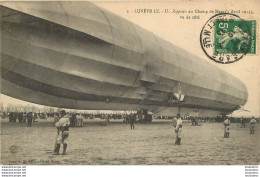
[{"x1": 0, "y1": 118, "x2": 259, "y2": 165}]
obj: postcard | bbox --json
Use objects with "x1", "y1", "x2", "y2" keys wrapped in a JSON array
[{"x1": 0, "y1": 1, "x2": 259, "y2": 171}]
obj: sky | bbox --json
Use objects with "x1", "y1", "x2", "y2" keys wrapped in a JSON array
[{"x1": 1, "y1": 1, "x2": 259, "y2": 117}]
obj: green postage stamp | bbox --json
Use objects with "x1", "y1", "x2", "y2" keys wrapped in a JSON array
[
  {"x1": 214, "y1": 20, "x2": 256, "y2": 55},
  {"x1": 200, "y1": 13, "x2": 257, "y2": 64}
]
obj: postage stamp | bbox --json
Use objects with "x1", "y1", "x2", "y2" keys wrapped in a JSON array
[{"x1": 200, "y1": 13, "x2": 256, "y2": 64}]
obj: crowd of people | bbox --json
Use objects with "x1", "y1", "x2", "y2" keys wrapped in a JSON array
[
  {"x1": 3, "y1": 112, "x2": 41, "y2": 127},
  {"x1": 0, "y1": 111, "x2": 153, "y2": 126},
  {"x1": 1, "y1": 111, "x2": 258, "y2": 126}
]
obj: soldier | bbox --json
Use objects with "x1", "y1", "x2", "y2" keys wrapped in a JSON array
[
  {"x1": 249, "y1": 117, "x2": 257, "y2": 134},
  {"x1": 223, "y1": 117, "x2": 230, "y2": 138},
  {"x1": 18, "y1": 112, "x2": 23, "y2": 123},
  {"x1": 105, "y1": 114, "x2": 109, "y2": 125},
  {"x1": 175, "y1": 113, "x2": 182, "y2": 145},
  {"x1": 27, "y1": 112, "x2": 33, "y2": 127},
  {"x1": 9, "y1": 112, "x2": 13, "y2": 122},
  {"x1": 129, "y1": 114, "x2": 136, "y2": 129},
  {"x1": 13, "y1": 112, "x2": 17, "y2": 122},
  {"x1": 54, "y1": 110, "x2": 70, "y2": 155},
  {"x1": 241, "y1": 117, "x2": 246, "y2": 128},
  {"x1": 22, "y1": 112, "x2": 27, "y2": 123},
  {"x1": 70, "y1": 113, "x2": 77, "y2": 127}
]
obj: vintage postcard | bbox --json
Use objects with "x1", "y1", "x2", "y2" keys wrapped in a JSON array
[{"x1": 0, "y1": 0, "x2": 259, "y2": 170}]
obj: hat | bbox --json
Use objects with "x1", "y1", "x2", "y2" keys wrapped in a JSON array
[{"x1": 60, "y1": 110, "x2": 66, "y2": 116}]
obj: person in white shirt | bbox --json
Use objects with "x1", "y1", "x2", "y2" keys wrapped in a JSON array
[
  {"x1": 249, "y1": 117, "x2": 257, "y2": 134},
  {"x1": 54, "y1": 110, "x2": 70, "y2": 155},
  {"x1": 175, "y1": 113, "x2": 182, "y2": 145},
  {"x1": 223, "y1": 117, "x2": 230, "y2": 138}
]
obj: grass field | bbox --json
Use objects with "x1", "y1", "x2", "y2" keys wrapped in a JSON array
[{"x1": 0, "y1": 118, "x2": 259, "y2": 165}]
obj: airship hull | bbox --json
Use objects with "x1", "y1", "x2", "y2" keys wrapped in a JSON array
[{"x1": 0, "y1": 2, "x2": 248, "y2": 117}]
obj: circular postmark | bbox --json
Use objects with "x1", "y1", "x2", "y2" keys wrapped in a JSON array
[{"x1": 200, "y1": 13, "x2": 252, "y2": 64}]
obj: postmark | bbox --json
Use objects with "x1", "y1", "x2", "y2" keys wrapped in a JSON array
[{"x1": 200, "y1": 13, "x2": 256, "y2": 64}]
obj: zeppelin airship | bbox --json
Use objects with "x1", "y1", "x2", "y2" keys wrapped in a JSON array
[{"x1": 0, "y1": 2, "x2": 248, "y2": 117}]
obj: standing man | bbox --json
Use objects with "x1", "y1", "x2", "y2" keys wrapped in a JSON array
[
  {"x1": 249, "y1": 117, "x2": 257, "y2": 134},
  {"x1": 27, "y1": 112, "x2": 33, "y2": 127},
  {"x1": 241, "y1": 117, "x2": 246, "y2": 128},
  {"x1": 54, "y1": 110, "x2": 70, "y2": 155},
  {"x1": 129, "y1": 114, "x2": 136, "y2": 129},
  {"x1": 223, "y1": 117, "x2": 230, "y2": 138},
  {"x1": 18, "y1": 112, "x2": 23, "y2": 123},
  {"x1": 22, "y1": 112, "x2": 27, "y2": 123},
  {"x1": 175, "y1": 113, "x2": 182, "y2": 145},
  {"x1": 9, "y1": 112, "x2": 13, "y2": 122}
]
